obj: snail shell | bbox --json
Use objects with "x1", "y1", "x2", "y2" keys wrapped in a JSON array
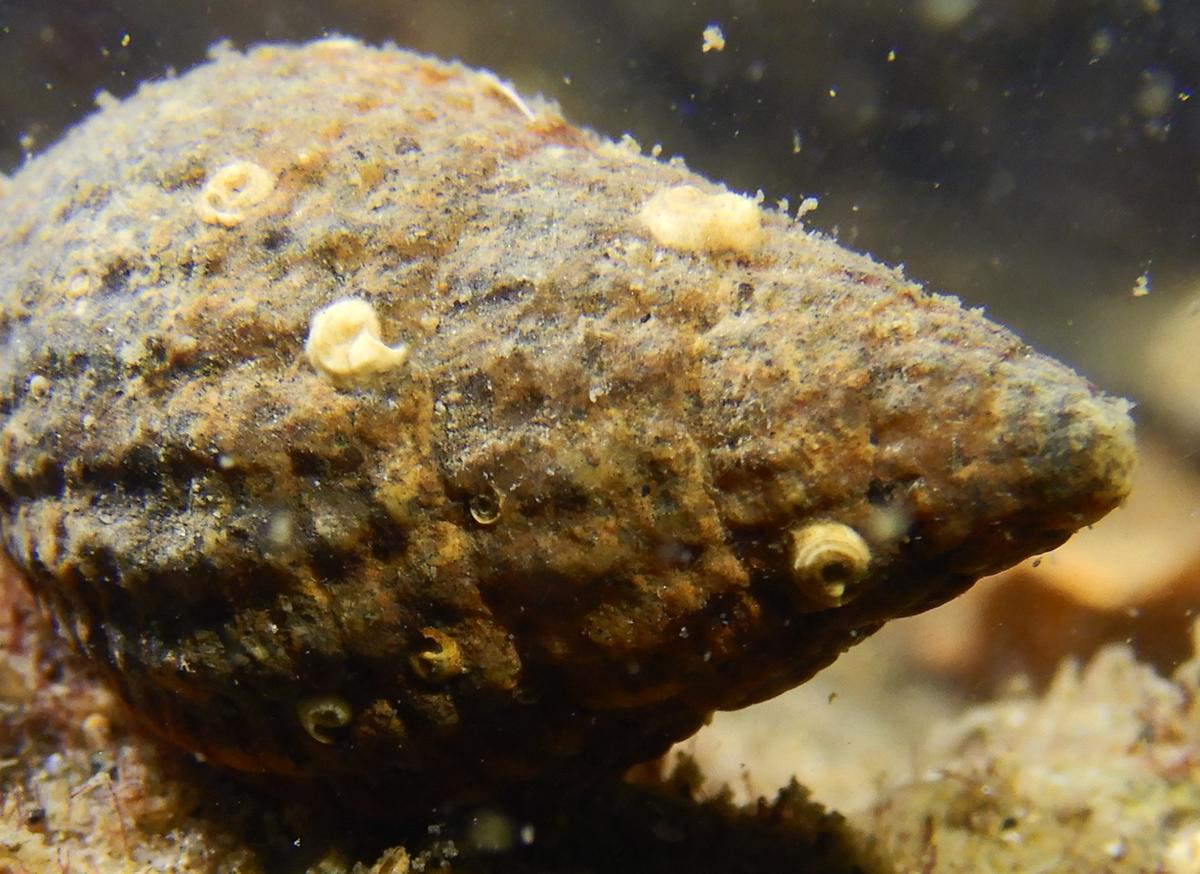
[
  {"x1": 0, "y1": 38, "x2": 1134, "y2": 811},
  {"x1": 790, "y1": 522, "x2": 871, "y2": 609}
]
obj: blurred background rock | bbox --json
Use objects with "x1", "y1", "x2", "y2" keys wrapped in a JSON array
[{"x1": 2, "y1": 0, "x2": 1199, "y2": 844}]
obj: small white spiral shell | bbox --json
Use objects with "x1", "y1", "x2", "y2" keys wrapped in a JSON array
[
  {"x1": 790, "y1": 522, "x2": 872, "y2": 608},
  {"x1": 296, "y1": 695, "x2": 353, "y2": 745}
]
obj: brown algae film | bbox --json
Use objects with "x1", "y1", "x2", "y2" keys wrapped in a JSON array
[{"x1": 0, "y1": 39, "x2": 1134, "y2": 810}]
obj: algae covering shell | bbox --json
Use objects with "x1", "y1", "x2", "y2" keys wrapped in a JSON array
[{"x1": 0, "y1": 39, "x2": 1134, "y2": 811}]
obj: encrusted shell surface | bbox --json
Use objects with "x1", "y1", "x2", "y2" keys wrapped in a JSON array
[{"x1": 0, "y1": 39, "x2": 1135, "y2": 810}]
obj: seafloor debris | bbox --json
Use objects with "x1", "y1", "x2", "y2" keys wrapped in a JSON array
[
  {"x1": 863, "y1": 627, "x2": 1200, "y2": 874},
  {"x1": 0, "y1": 559, "x2": 259, "y2": 872},
  {"x1": 8, "y1": 549, "x2": 1200, "y2": 873},
  {"x1": 0, "y1": 38, "x2": 1134, "y2": 811}
]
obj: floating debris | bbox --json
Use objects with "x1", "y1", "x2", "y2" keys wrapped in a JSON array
[
  {"x1": 1133, "y1": 271, "x2": 1152, "y2": 297},
  {"x1": 701, "y1": 24, "x2": 726, "y2": 54}
]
